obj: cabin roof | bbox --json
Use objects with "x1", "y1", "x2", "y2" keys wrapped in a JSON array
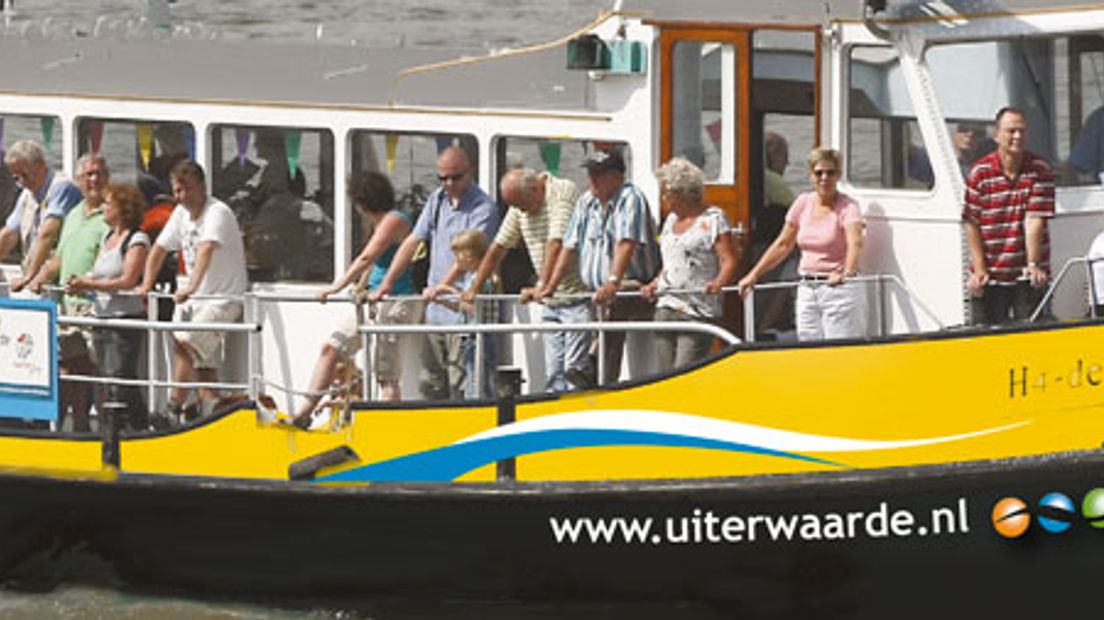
[
  {"x1": 0, "y1": 35, "x2": 593, "y2": 112},
  {"x1": 0, "y1": 0, "x2": 1098, "y2": 112},
  {"x1": 622, "y1": 0, "x2": 1100, "y2": 25}
]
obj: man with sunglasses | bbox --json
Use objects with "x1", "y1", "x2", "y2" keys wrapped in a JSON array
[
  {"x1": 963, "y1": 106, "x2": 1054, "y2": 325},
  {"x1": 0, "y1": 139, "x2": 82, "y2": 292},
  {"x1": 371, "y1": 145, "x2": 500, "y2": 401}
]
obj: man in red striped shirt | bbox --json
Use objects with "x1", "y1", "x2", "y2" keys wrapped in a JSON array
[{"x1": 962, "y1": 106, "x2": 1054, "y2": 325}]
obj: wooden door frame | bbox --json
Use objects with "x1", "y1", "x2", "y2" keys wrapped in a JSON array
[{"x1": 658, "y1": 26, "x2": 751, "y2": 244}]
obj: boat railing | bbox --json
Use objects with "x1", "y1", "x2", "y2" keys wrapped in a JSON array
[
  {"x1": 1033, "y1": 255, "x2": 1103, "y2": 323},
  {"x1": 30, "y1": 270, "x2": 937, "y2": 425},
  {"x1": 739, "y1": 273, "x2": 946, "y2": 342},
  {"x1": 250, "y1": 288, "x2": 742, "y2": 403},
  {"x1": 46, "y1": 287, "x2": 261, "y2": 420}
]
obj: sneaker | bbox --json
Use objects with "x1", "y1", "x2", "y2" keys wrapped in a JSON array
[
  {"x1": 149, "y1": 413, "x2": 175, "y2": 431},
  {"x1": 565, "y1": 355, "x2": 597, "y2": 390}
]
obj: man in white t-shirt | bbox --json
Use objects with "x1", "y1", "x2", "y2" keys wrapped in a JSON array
[{"x1": 139, "y1": 159, "x2": 248, "y2": 420}]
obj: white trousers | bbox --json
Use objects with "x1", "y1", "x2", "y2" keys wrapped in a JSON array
[{"x1": 795, "y1": 281, "x2": 866, "y2": 341}]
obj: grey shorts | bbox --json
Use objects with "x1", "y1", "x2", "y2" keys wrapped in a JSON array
[{"x1": 327, "y1": 299, "x2": 422, "y2": 383}]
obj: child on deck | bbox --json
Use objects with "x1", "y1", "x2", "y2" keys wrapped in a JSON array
[{"x1": 424, "y1": 229, "x2": 499, "y2": 399}]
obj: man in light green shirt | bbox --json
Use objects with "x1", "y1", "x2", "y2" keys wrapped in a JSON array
[
  {"x1": 28, "y1": 153, "x2": 110, "y2": 432},
  {"x1": 29, "y1": 153, "x2": 110, "y2": 309}
]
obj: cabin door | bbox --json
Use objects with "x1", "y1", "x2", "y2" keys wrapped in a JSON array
[
  {"x1": 659, "y1": 27, "x2": 751, "y2": 262},
  {"x1": 658, "y1": 27, "x2": 751, "y2": 335}
]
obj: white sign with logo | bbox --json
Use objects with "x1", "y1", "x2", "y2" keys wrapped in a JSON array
[
  {"x1": 0, "y1": 304, "x2": 52, "y2": 395},
  {"x1": 0, "y1": 299, "x2": 57, "y2": 421}
]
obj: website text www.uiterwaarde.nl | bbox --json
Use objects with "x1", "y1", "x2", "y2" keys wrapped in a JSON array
[{"x1": 549, "y1": 499, "x2": 970, "y2": 546}]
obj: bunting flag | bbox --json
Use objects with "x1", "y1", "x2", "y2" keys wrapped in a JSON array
[
  {"x1": 89, "y1": 120, "x2": 105, "y2": 154},
  {"x1": 137, "y1": 124, "x2": 154, "y2": 170},
  {"x1": 435, "y1": 135, "x2": 454, "y2": 153},
  {"x1": 539, "y1": 140, "x2": 562, "y2": 176},
  {"x1": 385, "y1": 134, "x2": 399, "y2": 175},
  {"x1": 236, "y1": 128, "x2": 252, "y2": 168},
  {"x1": 185, "y1": 127, "x2": 196, "y2": 158},
  {"x1": 40, "y1": 117, "x2": 55, "y2": 155},
  {"x1": 283, "y1": 129, "x2": 302, "y2": 175}
]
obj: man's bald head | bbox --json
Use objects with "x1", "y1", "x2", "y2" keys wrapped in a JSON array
[
  {"x1": 437, "y1": 146, "x2": 473, "y2": 201},
  {"x1": 499, "y1": 168, "x2": 544, "y2": 214}
]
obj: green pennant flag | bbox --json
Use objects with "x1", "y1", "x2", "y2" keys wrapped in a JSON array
[
  {"x1": 40, "y1": 117, "x2": 55, "y2": 155},
  {"x1": 540, "y1": 140, "x2": 562, "y2": 176},
  {"x1": 283, "y1": 129, "x2": 302, "y2": 174}
]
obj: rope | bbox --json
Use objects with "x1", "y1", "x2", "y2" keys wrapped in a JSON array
[{"x1": 388, "y1": 9, "x2": 627, "y2": 105}]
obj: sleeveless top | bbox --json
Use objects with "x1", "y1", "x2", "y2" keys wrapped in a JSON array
[
  {"x1": 90, "y1": 229, "x2": 150, "y2": 318},
  {"x1": 367, "y1": 209, "x2": 415, "y2": 295}
]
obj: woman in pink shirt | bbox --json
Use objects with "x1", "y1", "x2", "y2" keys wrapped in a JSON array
[{"x1": 738, "y1": 147, "x2": 865, "y2": 340}]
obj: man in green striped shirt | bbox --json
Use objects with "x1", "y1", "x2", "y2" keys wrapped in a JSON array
[{"x1": 462, "y1": 167, "x2": 591, "y2": 392}]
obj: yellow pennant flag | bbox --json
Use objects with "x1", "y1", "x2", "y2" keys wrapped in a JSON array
[
  {"x1": 385, "y1": 134, "x2": 399, "y2": 175},
  {"x1": 137, "y1": 124, "x2": 154, "y2": 171}
]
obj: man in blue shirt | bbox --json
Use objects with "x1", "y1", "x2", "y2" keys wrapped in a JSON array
[
  {"x1": 542, "y1": 148, "x2": 660, "y2": 386},
  {"x1": 371, "y1": 146, "x2": 500, "y2": 400},
  {"x1": 0, "y1": 140, "x2": 82, "y2": 291}
]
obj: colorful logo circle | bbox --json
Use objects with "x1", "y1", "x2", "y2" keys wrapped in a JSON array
[
  {"x1": 1038, "y1": 492, "x2": 1075, "y2": 534},
  {"x1": 15, "y1": 332, "x2": 33, "y2": 360},
  {"x1": 992, "y1": 497, "x2": 1030, "y2": 538},
  {"x1": 1082, "y1": 488, "x2": 1104, "y2": 529}
]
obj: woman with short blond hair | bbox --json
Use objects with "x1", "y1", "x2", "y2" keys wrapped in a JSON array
[{"x1": 642, "y1": 157, "x2": 738, "y2": 371}]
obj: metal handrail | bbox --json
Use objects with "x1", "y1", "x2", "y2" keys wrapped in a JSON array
[
  {"x1": 1031, "y1": 255, "x2": 1102, "y2": 323},
  {"x1": 59, "y1": 315, "x2": 259, "y2": 333},
  {"x1": 355, "y1": 319, "x2": 740, "y2": 342},
  {"x1": 30, "y1": 271, "x2": 944, "y2": 416},
  {"x1": 740, "y1": 273, "x2": 945, "y2": 341}
]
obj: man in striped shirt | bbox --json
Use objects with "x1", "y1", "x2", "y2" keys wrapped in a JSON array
[
  {"x1": 962, "y1": 106, "x2": 1055, "y2": 325},
  {"x1": 462, "y1": 167, "x2": 588, "y2": 392},
  {"x1": 543, "y1": 149, "x2": 661, "y2": 385}
]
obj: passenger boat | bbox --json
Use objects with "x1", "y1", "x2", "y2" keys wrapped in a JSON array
[{"x1": 2, "y1": 0, "x2": 1104, "y2": 614}]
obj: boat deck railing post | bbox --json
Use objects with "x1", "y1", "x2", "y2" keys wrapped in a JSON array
[
  {"x1": 146, "y1": 290, "x2": 158, "y2": 420},
  {"x1": 494, "y1": 367, "x2": 523, "y2": 481},
  {"x1": 876, "y1": 275, "x2": 887, "y2": 337},
  {"x1": 474, "y1": 297, "x2": 484, "y2": 399},
  {"x1": 100, "y1": 400, "x2": 125, "y2": 468},
  {"x1": 245, "y1": 293, "x2": 261, "y2": 403},
  {"x1": 1086, "y1": 257, "x2": 1099, "y2": 319},
  {"x1": 742, "y1": 287, "x2": 756, "y2": 342}
]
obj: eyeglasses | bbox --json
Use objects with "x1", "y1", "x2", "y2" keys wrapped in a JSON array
[
  {"x1": 812, "y1": 168, "x2": 838, "y2": 178},
  {"x1": 437, "y1": 172, "x2": 466, "y2": 183}
]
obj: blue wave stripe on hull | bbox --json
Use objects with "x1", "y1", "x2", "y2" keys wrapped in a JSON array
[{"x1": 317, "y1": 429, "x2": 845, "y2": 483}]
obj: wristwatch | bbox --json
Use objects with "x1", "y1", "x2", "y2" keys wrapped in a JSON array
[{"x1": 607, "y1": 274, "x2": 622, "y2": 285}]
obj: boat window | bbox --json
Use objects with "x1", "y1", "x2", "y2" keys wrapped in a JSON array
[
  {"x1": 494, "y1": 136, "x2": 632, "y2": 189},
  {"x1": 672, "y1": 41, "x2": 736, "y2": 183},
  {"x1": 927, "y1": 34, "x2": 1104, "y2": 187},
  {"x1": 492, "y1": 136, "x2": 631, "y2": 292},
  {"x1": 847, "y1": 46, "x2": 932, "y2": 191},
  {"x1": 75, "y1": 118, "x2": 194, "y2": 190},
  {"x1": 210, "y1": 124, "x2": 335, "y2": 283},
  {"x1": 348, "y1": 131, "x2": 477, "y2": 252},
  {"x1": 0, "y1": 113, "x2": 63, "y2": 265}
]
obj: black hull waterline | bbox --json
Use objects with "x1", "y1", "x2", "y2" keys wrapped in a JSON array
[{"x1": 1, "y1": 449, "x2": 1103, "y2": 615}]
